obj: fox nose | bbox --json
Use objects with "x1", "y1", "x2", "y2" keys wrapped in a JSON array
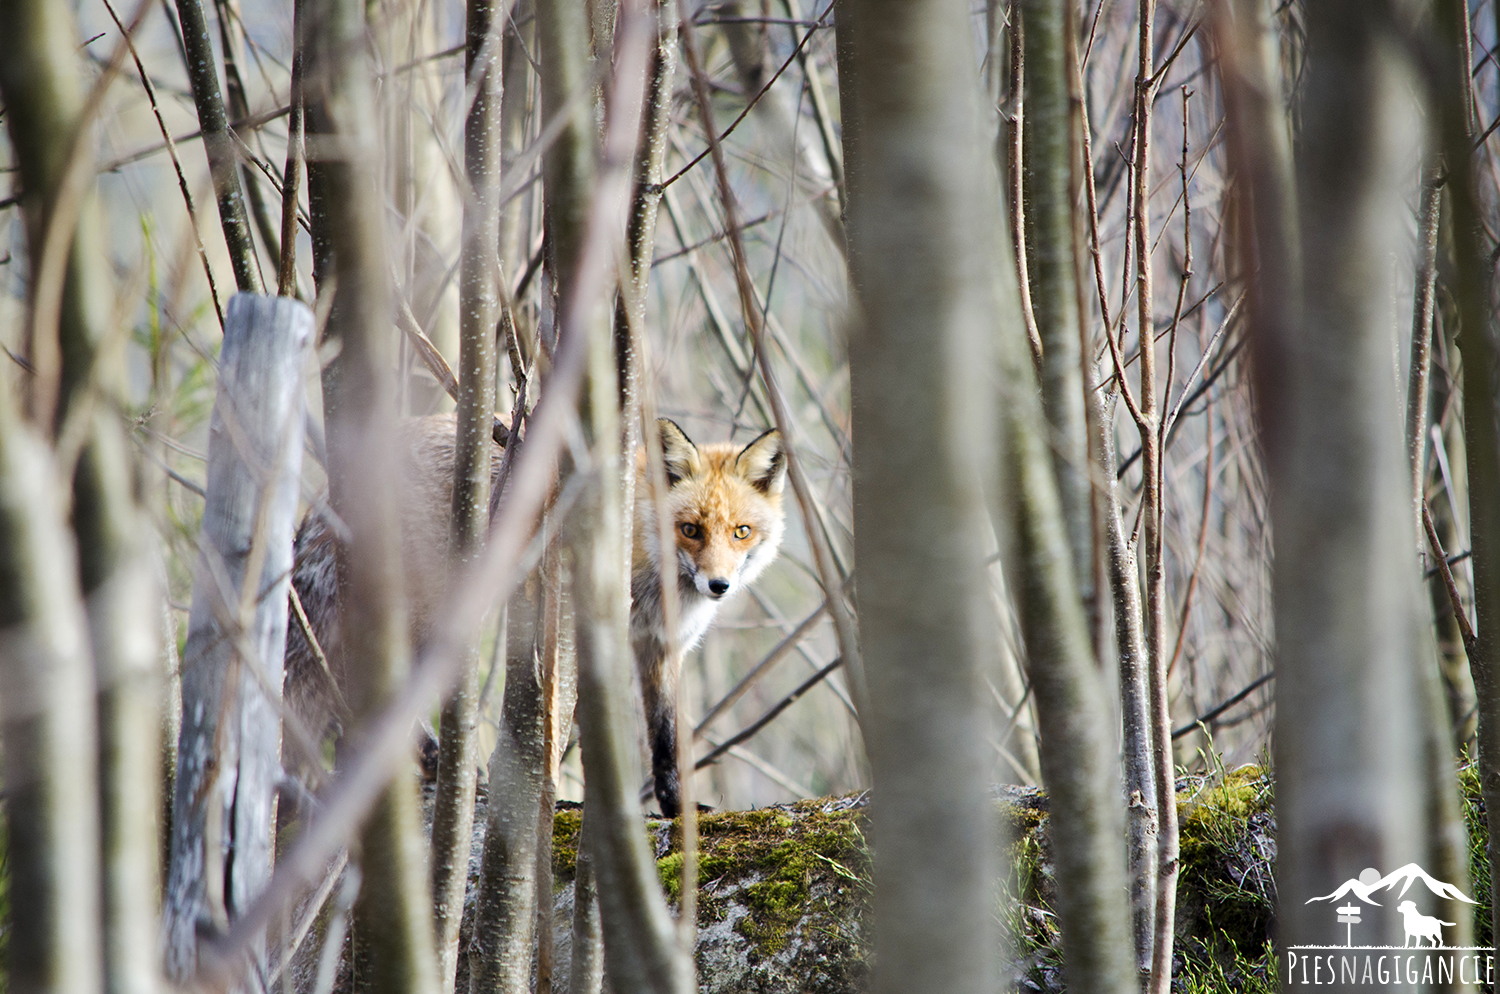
[{"x1": 707, "y1": 578, "x2": 730, "y2": 597}]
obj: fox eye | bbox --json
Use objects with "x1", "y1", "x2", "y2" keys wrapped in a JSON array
[
  {"x1": 734, "y1": 525, "x2": 752, "y2": 540},
  {"x1": 680, "y1": 522, "x2": 701, "y2": 540}
]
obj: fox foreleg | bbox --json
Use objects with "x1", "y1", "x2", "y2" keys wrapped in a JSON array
[{"x1": 634, "y1": 632, "x2": 683, "y2": 818}]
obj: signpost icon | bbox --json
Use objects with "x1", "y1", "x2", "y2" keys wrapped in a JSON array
[{"x1": 1337, "y1": 904, "x2": 1362, "y2": 947}]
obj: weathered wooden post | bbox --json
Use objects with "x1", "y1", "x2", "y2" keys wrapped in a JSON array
[{"x1": 163, "y1": 293, "x2": 313, "y2": 978}]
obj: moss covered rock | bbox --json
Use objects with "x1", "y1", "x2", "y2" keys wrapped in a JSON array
[
  {"x1": 444, "y1": 767, "x2": 1286, "y2": 993},
  {"x1": 546, "y1": 793, "x2": 872, "y2": 994}
]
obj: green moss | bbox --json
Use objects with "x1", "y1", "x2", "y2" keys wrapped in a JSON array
[
  {"x1": 1458, "y1": 753, "x2": 1492, "y2": 944},
  {"x1": 657, "y1": 852, "x2": 684, "y2": 901},
  {"x1": 543, "y1": 796, "x2": 871, "y2": 961},
  {"x1": 552, "y1": 808, "x2": 582, "y2": 887},
  {"x1": 1177, "y1": 766, "x2": 1276, "y2": 959},
  {"x1": 657, "y1": 797, "x2": 872, "y2": 958}
]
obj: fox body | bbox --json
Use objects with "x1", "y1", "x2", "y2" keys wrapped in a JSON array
[
  {"x1": 630, "y1": 419, "x2": 787, "y2": 814},
  {"x1": 284, "y1": 414, "x2": 787, "y2": 816}
]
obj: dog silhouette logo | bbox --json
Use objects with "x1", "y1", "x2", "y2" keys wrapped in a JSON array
[{"x1": 1396, "y1": 900, "x2": 1456, "y2": 948}]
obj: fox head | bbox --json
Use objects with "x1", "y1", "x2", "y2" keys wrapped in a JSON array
[{"x1": 651, "y1": 418, "x2": 787, "y2": 602}]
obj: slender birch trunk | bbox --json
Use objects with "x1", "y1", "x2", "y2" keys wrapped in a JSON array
[
  {"x1": 470, "y1": 567, "x2": 546, "y2": 994},
  {"x1": 1100, "y1": 386, "x2": 1159, "y2": 978},
  {"x1": 1020, "y1": 0, "x2": 1092, "y2": 648},
  {"x1": 432, "y1": 1, "x2": 503, "y2": 988},
  {"x1": 614, "y1": 0, "x2": 676, "y2": 532},
  {"x1": 839, "y1": 1, "x2": 1075, "y2": 993},
  {"x1": 304, "y1": 1, "x2": 441, "y2": 990},
  {"x1": 1434, "y1": 0, "x2": 1500, "y2": 951},
  {"x1": 0, "y1": 7, "x2": 164, "y2": 994},
  {"x1": 173, "y1": 0, "x2": 263, "y2": 292},
  {"x1": 1124, "y1": 7, "x2": 1181, "y2": 991},
  {"x1": 832, "y1": 0, "x2": 1138, "y2": 984},
  {"x1": 1404, "y1": 159, "x2": 1475, "y2": 973},
  {"x1": 538, "y1": 0, "x2": 689, "y2": 989},
  {"x1": 1256, "y1": 0, "x2": 1429, "y2": 952},
  {"x1": 0, "y1": 402, "x2": 103, "y2": 994},
  {"x1": 0, "y1": 22, "x2": 107, "y2": 986}
]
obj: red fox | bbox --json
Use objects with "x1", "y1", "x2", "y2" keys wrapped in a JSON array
[{"x1": 283, "y1": 414, "x2": 787, "y2": 817}]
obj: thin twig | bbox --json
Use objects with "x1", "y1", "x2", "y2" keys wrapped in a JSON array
[
  {"x1": 26, "y1": 0, "x2": 152, "y2": 431},
  {"x1": 100, "y1": 0, "x2": 226, "y2": 331},
  {"x1": 660, "y1": 1, "x2": 832, "y2": 191},
  {"x1": 694, "y1": 658, "x2": 844, "y2": 770},
  {"x1": 276, "y1": 0, "x2": 306, "y2": 298},
  {"x1": 1424, "y1": 500, "x2": 1478, "y2": 653},
  {"x1": 1170, "y1": 672, "x2": 1273, "y2": 740},
  {"x1": 675, "y1": 0, "x2": 867, "y2": 717},
  {"x1": 1008, "y1": 0, "x2": 1044, "y2": 366}
]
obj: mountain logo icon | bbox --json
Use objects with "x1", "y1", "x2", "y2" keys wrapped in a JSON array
[
  {"x1": 1306, "y1": 864, "x2": 1478, "y2": 909},
  {"x1": 1306, "y1": 864, "x2": 1476, "y2": 949}
]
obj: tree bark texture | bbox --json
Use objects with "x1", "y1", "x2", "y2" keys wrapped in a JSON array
[
  {"x1": 0, "y1": 407, "x2": 103, "y2": 994},
  {"x1": 538, "y1": 0, "x2": 690, "y2": 988},
  {"x1": 1265, "y1": 0, "x2": 1430, "y2": 952},
  {"x1": 0, "y1": 0, "x2": 111, "y2": 937},
  {"x1": 1019, "y1": 0, "x2": 1092, "y2": 638},
  {"x1": 568, "y1": 815, "x2": 605, "y2": 994},
  {"x1": 1403, "y1": 161, "x2": 1475, "y2": 972},
  {"x1": 839, "y1": 1, "x2": 1011, "y2": 993},
  {"x1": 163, "y1": 295, "x2": 312, "y2": 978},
  {"x1": 1099, "y1": 387, "x2": 1158, "y2": 976},
  {"x1": 172, "y1": 0, "x2": 263, "y2": 293},
  {"x1": 1434, "y1": 0, "x2": 1500, "y2": 951},
  {"x1": 469, "y1": 570, "x2": 546, "y2": 994},
  {"x1": 498, "y1": 0, "x2": 538, "y2": 374},
  {"x1": 432, "y1": 1, "x2": 503, "y2": 987},
  {"x1": 613, "y1": 0, "x2": 677, "y2": 550},
  {"x1": 303, "y1": 0, "x2": 441, "y2": 990},
  {"x1": 0, "y1": 5, "x2": 167, "y2": 994}
]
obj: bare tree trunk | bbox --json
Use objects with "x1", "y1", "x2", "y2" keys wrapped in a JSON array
[
  {"x1": 163, "y1": 296, "x2": 312, "y2": 979},
  {"x1": 568, "y1": 815, "x2": 605, "y2": 994},
  {"x1": 1123, "y1": 8, "x2": 1180, "y2": 990},
  {"x1": 613, "y1": 0, "x2": 676, "y2": 530},
  {"x1": 470, "y1": 565, "x2": 545, "y2": 994},
  {"x1": 0, "y1": 6, "x2": 167, "y2": 994},
  {"x1": 838, "y1": 1, "x2": 1018, "y2": 993},
  {"x1": 0, "y1": 408, "x2": 103, "y2": 994},
  {"x1": 0, "y1": 27, "x2": 107, "y2": 992},
  {"x1": 535, "y1": 557, "x2": 577, "y2": 994},
  {"x1": 1258, "y1": 0, "x2": 1429, "y2": 952},
  {"x1": 1003, "y1": 266, "x2": 1140, "y2": 989},
  {"x1": 1100, "y1": 386, "x2": 1158, "y2": 978},
  {"x1": 1404, "y1": 159, "x2": 1475, "y2": 976},
  {"x1": 1434, "y1": 0, "x2": 1500, "y2": 952},
  {"x1": 172, "y1": 0, "x2": 263, "y2": 292},
  {"x1": 1019, "y1": 0, "x2": 1092, "y2": 656},
  {"x1": 538, "y1": 0, "x2": 688, "y2": 989},
  {"x1": 499, "y1": 0, "x2": 538, "y2": 376},
  {"x1": 835, "y1": 0, "x2": 1137, "y2": 983},
  {"x1": 304, "y1": 0, "x2": 441, "y2": 990},
  {"x1": 432, "y1": 2, "x2": 503, "y2": 988},
  {"x1": 214, "y1": 0, "x2": 281, "y2": 277}
]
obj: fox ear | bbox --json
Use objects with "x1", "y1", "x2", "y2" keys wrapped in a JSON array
[
  {"x1": 657, "y1": 418, "x2": 700, "y2": 487},
  {"x1": 736, "y1": 429, "x2": 786, "y2": 495}
]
